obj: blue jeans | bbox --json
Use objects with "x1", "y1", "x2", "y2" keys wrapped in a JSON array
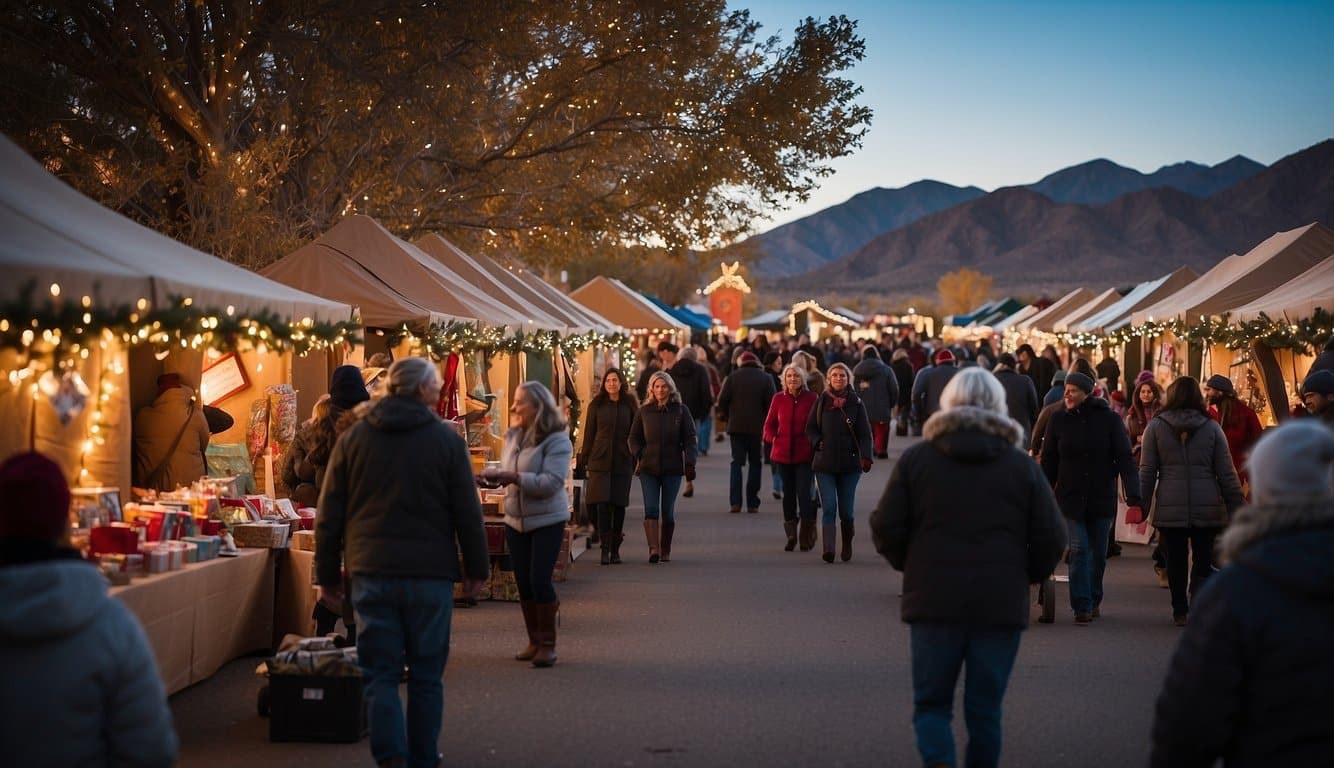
[
  {"x1": 352, "y1": 576, "x2": 455, "y2": 768},
  {"x1": 815, "y1": 471, "x2": 861, "y2": 525},
  {"x1": 695, "y1": 418, "x2": 711, "y2": 455},
  {"x1": 729, "y1": 433, "x2": 763, "y2": 509},
  {"x1": 504, "y1": 522, "x2": 564, "y2": 604},
  {"x1": 911, "y1": 623, "x2": 1023, "y2": 768},
  {"x1": 640, "y1": 474, "x2": 683, "y2": 523},
  {"x1": 1067, "y1": 516, "x2": 1114, "y2": 614}
]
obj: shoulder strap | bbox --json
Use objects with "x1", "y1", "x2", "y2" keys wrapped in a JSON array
[{"x1": 144, "y1": 401, "x2": 197, "y2": 488}]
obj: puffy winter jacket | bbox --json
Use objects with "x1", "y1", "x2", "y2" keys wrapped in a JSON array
[
  {"x1": 763, "y1": 389, "x2": 818, "y2": 465},
  {"x1": 629, "y1": 400, "x2": 697, "y2": 477},
  {"x1": 852, "y1": 357, "x2": 899, "y2": 423},
  {"x1": 806, "y1": 387, "x2": 874, "y2": 474},
  {"x1": 1138, "y1": 409, "x2": 1244, "y2": 528}
]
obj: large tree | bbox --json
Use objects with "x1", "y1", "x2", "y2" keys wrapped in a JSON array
[{"x1": 0, "y1": 1, "x2": 870, "y2": 272}]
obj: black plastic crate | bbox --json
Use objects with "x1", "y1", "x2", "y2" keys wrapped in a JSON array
[{"x1": 268, "y1": 674, "x2": 367, "y2": 743}]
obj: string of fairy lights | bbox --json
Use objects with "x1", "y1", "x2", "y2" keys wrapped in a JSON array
[
  {"x1": 1026, "y1": 308, "x2": 1333, "y2": 355},
  {"x1": 386, "y1": 321, "x2": 637, "y2": 366}
]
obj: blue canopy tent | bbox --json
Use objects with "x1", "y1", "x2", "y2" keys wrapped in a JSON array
[{"x1": 643, "y1": 294, "x2": 713, "y2": 331}]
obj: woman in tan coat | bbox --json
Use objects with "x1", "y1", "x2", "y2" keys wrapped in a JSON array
[{"x1": 133, "y1": 373, "x2": 210, "y2": 492}]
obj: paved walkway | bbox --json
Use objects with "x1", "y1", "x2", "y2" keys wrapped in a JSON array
[{"x1": 171, "y1": 435, "x2": 1180, "y2": 766}]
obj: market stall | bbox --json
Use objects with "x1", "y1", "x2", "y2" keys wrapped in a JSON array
[{"x1": 570, "y1": 276, "x2": 688, "y2": 356}]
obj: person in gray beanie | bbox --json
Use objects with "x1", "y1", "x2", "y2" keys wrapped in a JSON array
[{"x1": 1151, "y1": 420, "x2": 1334, "y2": 766}]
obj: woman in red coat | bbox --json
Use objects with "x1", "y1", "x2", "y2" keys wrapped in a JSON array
[
  {"x1": 1204, "y1": 374, "x2": 1263, "y2": 496},
  {"x1": 763, "y1": 364, "x2": 819, "y2": 552}
]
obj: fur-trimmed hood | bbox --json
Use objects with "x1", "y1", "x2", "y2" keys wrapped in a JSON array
[
  {"x1": 923, "y1": 405, "x2": 1025, "y2": 461},
  {"x1": 1220, "y1": 499, "x2": 1334, "y2": 593}
]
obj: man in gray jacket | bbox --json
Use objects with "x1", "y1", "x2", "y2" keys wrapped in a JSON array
[
  {"x1": 318, "y1": 357, "x2": 489, "y2": 768},
  {"x1": 911, "y1": 349, "x2": 960, "y2": 434}
]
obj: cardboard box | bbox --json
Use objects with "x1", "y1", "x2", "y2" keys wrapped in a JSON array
[{"x1": 267, "y1": 674, "x2": 366, "y2": 743}]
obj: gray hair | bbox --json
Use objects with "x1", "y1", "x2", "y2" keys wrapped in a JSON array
[
  {"x1": 515, "y1": 380, "x2": 567, "y2": 442},
  {"x1": 646, "y1": 371, "x2": 682, "y2": 405},
  {"x1": 386, "y1": 357, "x2": 438, "y2": 398},
  {"x1": 679, "y1": 346, "x2": 699, "y2": 362},
  {"x1": 940, "y1": 367, "x2": 1007, "y2": 416},
  {"x1": 780, "y1": 363, "x2": 809, "y2": 391}
]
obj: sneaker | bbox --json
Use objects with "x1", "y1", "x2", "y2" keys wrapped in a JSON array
[{"x1": 1074, "y1": 612, "x2": 1092, "y2": 625}]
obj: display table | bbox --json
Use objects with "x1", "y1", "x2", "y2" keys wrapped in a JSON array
[
  {"x1": 274, "y1": 548, "x2": 318, "y2": 643},
  {"x1": 111, "y1": 547, "x2": 275, "y2": 695}
]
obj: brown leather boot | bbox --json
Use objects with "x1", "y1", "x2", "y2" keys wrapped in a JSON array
[
  {"x1": 783, "y1": 521, "x2": 798, "y2": 551},
  {"x1": 514, "y1": 599, "x2": 539, "y2": 661},
  {"x1": 798, "y1": 518, "x2": 817, "y2": 551},
  {"x1": 660, "y1": 522, "x2": 675, "y2": 562},
  {"x1": 822, "y1": 524, "x2": 837, "y2": 563},
  {"x1": 531, "y1": 601, "x2": 558, "y2": 668},
  {"x1": 644, "y1": 519, "x2": 661, "y2": 563},
  {"x1": 840, "y1": 520, "x2": 855, "y2": 562}
]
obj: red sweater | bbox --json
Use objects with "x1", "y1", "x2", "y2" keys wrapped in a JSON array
[
  {"x1": 1213, "y1": 399, "x2": 1263, "y2": 486},
  {"x1": 763, "y1": 390, "x2": 818, "y2": 464}
]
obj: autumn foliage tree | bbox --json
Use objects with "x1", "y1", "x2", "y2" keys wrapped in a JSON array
[
  {"x1": 937, "y1": 268, "x2": 993, "y2": 316},
  {"x1": 0, "y1": 1, "x2": 871, "y2": 272}
]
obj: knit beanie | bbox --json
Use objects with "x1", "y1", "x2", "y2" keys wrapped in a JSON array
[
  {"x1": 934, "y1": 348, "x2": 954, "y2": 364},
  {"x1": 738, "y1": 351, "x2": 759, "y2": 366},
  {"x1": 329, "y1": 365, "x2": 371, "y2": 410},
  {"x1": 1246, "y1": 420, "x2": 1334, "y2": 506},
  {"x1": 0, "y1": 453, "x2": 71, "y2": 542},
  {"x1": 1302, "y1": 369, "x2": 1334, "y2": 396},
  {"x1": 1065, "y1": 372, "x2": 1095, "y2": 395},
  {"x1": 1134, "y1": 370, "x2": 1156, "y2": 388},
  {"x1": 1205, "y1": 374, "x2": 1235, "y2": 395}
]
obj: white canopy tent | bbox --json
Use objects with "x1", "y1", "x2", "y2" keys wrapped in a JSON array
[{"x1": 1226, "y1": 256, "x2": 1334, "y2": 323}]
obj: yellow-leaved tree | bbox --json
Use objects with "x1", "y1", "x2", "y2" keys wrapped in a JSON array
[{"x1": 937, "y1": 268, "x2": 993, "y2": 316}]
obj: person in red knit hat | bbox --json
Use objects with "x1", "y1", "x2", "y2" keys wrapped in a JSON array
[{"x1": 0, "y1": 452, "x2": 177, "y2": 766}]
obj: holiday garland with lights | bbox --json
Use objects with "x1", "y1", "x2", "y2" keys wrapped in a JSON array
[
  {"x1": 0, "y1": 284, "x2": 361, "y2": 362},
  {"x1": 389, "y1": 321, "x2": 635, "y2": 365}
]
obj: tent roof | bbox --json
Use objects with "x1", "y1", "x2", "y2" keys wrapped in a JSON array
[
  {"x1": 971, "y1": 298, "x2": 1026, "y2": 328},
  {"x1": 991, "y1": 305, "x2": 1038, "y2": 333},
  {"x1": 1072, "y1": 267, "x2": 1199, "y2": 333},
  {"x1": 643, "y1": 294, "x2": 713, "y2": 331},
  {"x1": 1131, "y1": 223, "x2": 1334, "y2": 326},
  {"x1": 1052, "y1": 288, "x2": 1124, "y2": 332},
  {"x1": 0, "y1": 135, "x2": 351, "y2": 324},
  {"x1": 569, "y1": 277, "x2": 686, "y2": 332},
  {"x1": 265, "y1": 216, "x2": 528, "y2": 329},
  {"x1": 416, "y1": 236, "x2": 621, "y2": 334},
  {"x1": 411, "y1": 234, "x2": 566, "y2": 333},
  {"x1": 742, "y1": 309, "x2": 790, "y2": 329},
  {"x1": 1018, "y1": 288, "x2": 1098, "y2": 332},
  {"x1": 1227, "y1": 255, "x2": 1334, "y2": 323}
]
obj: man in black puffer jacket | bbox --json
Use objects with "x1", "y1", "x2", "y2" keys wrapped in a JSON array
[
  {"x1": 1040, "y1": 372, "x2": 1141, "y2": 624},
  {"x1": 716, "y1": 351, "x2": 777, "y2": 514},
  {"x1": 669, "y1": 346, "x2": 715, "y2": 461},
  {"x1": 1151, "y1": 420, "x2": 1334, "y2": 767}
]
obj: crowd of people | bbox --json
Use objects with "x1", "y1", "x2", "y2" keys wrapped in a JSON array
[{"x1": 3, "y1": 330, "x2": 1332, "y2": 768}]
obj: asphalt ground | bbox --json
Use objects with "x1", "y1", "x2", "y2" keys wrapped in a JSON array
[{"x1": 170, "y1": 434, "x2": 1182, "y2": 767}]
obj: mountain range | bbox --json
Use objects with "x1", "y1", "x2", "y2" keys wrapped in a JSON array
[
  {"x1": 744, "y1": 154, "x2": 1267, "y2": 280},
  {"x1": 772, "y1": 139, "x2": 1334, "y2": 298}
]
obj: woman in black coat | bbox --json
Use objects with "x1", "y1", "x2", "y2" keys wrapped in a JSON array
[
  {"x1": 1151, "y1": 421, "x2": 1334, "y2": 767},
  {"x1": 1138, "y1": 376, "x2": 1244, "y2": 624},
  {"x1": 575, "y1": 368, "x2": 639, "y2": 565},
  {"x1": 628, "y1": 372, "x2": 697, "y2": 564},
  {"x1": 890, "y1": 349, "x2": 915, "y2": 436},
  {"x1": 806, "y1": 363, "x2": 874, "y2": 563},
  {"x1": 871, "y1": 367, "x2": 1066, "y2": 768}
]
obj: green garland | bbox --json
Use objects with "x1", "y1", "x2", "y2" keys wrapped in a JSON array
[
  {"x1": 390, "y1": 321, "x2": 635, "y2": 364},
  {"x1": 1062, "y1": 308, "x2": 1333, "y2": 354},
  {"x1": 0, "y1": 285, "x2": 361, "y2": 361}
]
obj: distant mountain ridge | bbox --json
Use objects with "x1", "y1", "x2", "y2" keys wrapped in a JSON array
[
  {"x1": 740, "y1": 181, "x2": 985, "y2": 276},
  {"x1": 773, "y1": 139, "x2": 1334, "y2": 298},
  {"x1": 743, "y1": 155, "x2": 1265, "y2": 279}
]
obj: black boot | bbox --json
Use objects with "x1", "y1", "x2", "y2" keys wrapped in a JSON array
[
  {"x1": 822, "y1": 524, "x2": 837, "y2": 563},
  {"x1": 840, "y1": 520, "x2": 855, "y2": 562},
  {"x1": 783, "y1": 520, "x2": 798, "y2": 551},
  {"x1": 798, "y1": 518, "x2": 817, "y2": 551},
  {"x1": 599, "y1": 530, "x2": 611, "y2": 565},
  {"x1": 610, "y1": 507, "x2": 625, "y2": 564}
]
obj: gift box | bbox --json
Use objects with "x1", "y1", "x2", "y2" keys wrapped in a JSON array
[
  {"x1": 484, "y1": 522, "x2": 507, "y2": 555},
  {"x1": 233, "y1": 521, "x2": 290, "y2": 548},
  {"x1": 89, "y1": 523, "x2": 139, "y2": 555},
  {"x1": 184, "y1": 535, "x2": 221, "y2": 561},
  {"x1": 291, "y1": 530, "x2": 315, "y2": 552}
]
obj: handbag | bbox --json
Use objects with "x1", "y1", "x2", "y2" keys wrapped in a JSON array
[{"x1": 143, "y1": 402, "x2": 198, "y2": 490}]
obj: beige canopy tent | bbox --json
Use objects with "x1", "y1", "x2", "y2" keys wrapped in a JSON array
[
  {"x1": 0, "y1": 135, "x2": 354, "y2": 491},
  {"x1": 1052, "y1": 288, "x2": 1124, "y2": 333},
  {"x1": 1072, "y1": 267, "x2": 1199, "y2": 333},
  {"x1": 412, "y1": 234, "x2": 572, "y2": 333},
  {"x1": 1017, "y1": 288, "x2": 1098, "y2": 334},
  {"x1": 1226, "y1": 255, "x2": 1334, "y2": 323},
  {"x1": 264, "y1": 216, "x2": 529, "y2": 330},
  {"x1": 570, "y1": 276, "x2": 687, "y2": 335},
  {"x1": 1131, "y1": 223, "x2": 1334, "y2": 325}
]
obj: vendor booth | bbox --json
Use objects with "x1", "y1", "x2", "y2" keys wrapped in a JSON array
[
  {"x1": 570, "y1": 276, "x2": 688, "y2": 354},
  {"x1": 0, "y1": 135, "x2": 356, "y2": 693}
]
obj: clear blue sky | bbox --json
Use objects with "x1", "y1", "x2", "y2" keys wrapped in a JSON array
[{"x1": 739, "y1": 0, "x2": 1334, "y2": 231}]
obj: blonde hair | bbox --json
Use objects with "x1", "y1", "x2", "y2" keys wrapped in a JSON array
[
  {"x1": 515, "y1": 380, "x2": 567, "y2": 443},
  {"x1": 780, "y1": 363, "x2": 809, "y2": 391},
  {"x1": 646, "y1": 371, "x2": 681, "y2": 405}
]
